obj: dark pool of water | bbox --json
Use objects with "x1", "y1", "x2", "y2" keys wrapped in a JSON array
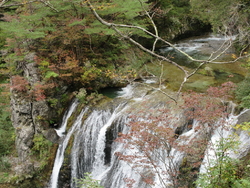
[{"x1": 99, "y1": 87, "x2": 123, "y2": 98}]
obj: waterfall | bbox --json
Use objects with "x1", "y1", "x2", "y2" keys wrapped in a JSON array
[
  {"x1": 55, "y1": 99, "x2": 79, "y2": 137},
  {"x1": 50, "y1": 107, "x2": 88, "y2": 188},
  {"x1": 49, "y1": 83, "x2": 250, "y2": 188},
  {"x1": 70, "y1": 104, "x2": 131, "y2": 188},
  {"x1": 67, "y1": 86, "x2": 195, "y2": 188}
]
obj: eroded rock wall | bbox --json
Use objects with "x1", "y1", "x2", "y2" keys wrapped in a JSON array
[{"x1": 10, "y1": 53, "x2": 59, "y2": 175}]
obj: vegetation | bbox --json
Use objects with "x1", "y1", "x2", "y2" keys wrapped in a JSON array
[
  {"x1": 75, "y1": 172, "x2": 103, "y2": 188},
  {"x1": 0, "y1": 81, "x2": 14, "y2": 174},
  {"x1": 196, "y1": 136, "x2": 249, "y2": 188},
  {"x1": 190, "y1": 0, "x2": 250, "y2": 46},
  {"x1": 0, "y1": 0, "x2": 249, "y2": 187},
  {"x1": 31, "y1": 134, "x2": 53, "y2": 171},
  {"x1": 115, "y1": 82, "x2": 239, "y2": 187}
]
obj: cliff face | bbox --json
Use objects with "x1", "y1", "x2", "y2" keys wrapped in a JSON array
[{"x1": 10, "y1": 53, "x2": 59, "y2": 175}]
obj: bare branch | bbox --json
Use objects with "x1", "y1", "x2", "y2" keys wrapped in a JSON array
[
  {"x1": 0, "y1": 0, "x2": 9, "y2": 7},
  {"x1": 209, "y1": 53, "x2": 250, "y2": 64},
  {"x1": 0, "y1": 0, "x2": 58, "y2": 12},
  {"x1": 86, "y1": 0, "x2": 249, "y2": 101},
  {"x1": 139, "y1": 82, "x2": 178, "y2": 104},
  {"x1": 40, "y1": 0, "x2": 59, "y2": 12},
  {"x1": 138, "y1": 0, "x2": 159, "y2": 52},
  {"x1": 0, "y1": 0, "x2": 40, "y2": 8}
]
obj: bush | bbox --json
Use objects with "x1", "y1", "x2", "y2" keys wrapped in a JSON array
[
  {"x1": 75, "y1": 173, "x2": 103, "y2": 188},
  {"x1": 235, "y1": 77, "x2": 250, "y2": 108},
  {"x1": 0, "y1": 84, "x2": 15, "y2": 157},
  {"x1": 0, "y1": 156, "x2": 11, "y2": 171}
]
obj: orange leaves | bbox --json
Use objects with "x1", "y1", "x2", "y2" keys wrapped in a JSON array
[{"x1": 231, "y1": 54, "x2": 237, "y2": 59}]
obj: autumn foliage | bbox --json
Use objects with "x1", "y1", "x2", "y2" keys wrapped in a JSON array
[
  {"x1": 11, "y1": 75, "x2": 29, "y2": 92},
  {"x1": 11, "y1": 75, "x2": 56, "y2": 101},
  {"x1": 115, "y1": 82, "x2": 237, "y2": 187}
]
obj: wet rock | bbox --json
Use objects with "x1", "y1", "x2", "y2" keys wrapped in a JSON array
[{"x1": 237, "y1": 109, "x2": 250, "y2": 124}]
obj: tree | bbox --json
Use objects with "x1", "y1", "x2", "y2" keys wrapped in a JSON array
[
  {"x1": 0, "y1": 0, "x2": 249, "y2": 187},
  {"x1": 190, "y1": 0, "x2": 250, "y2": 46},
  {"x1": 0, "y1": 0, "x2": 249, "y2": 101},
  {"x1": 114, "y1": 82, "x2": 238, "y2": 187}
]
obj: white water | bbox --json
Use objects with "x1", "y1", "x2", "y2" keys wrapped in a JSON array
[
  {"x1": 91, "y1": 104, "x2": 128, "y2": 180},
  {"x1": 67, "y1": 88, "x2": 201, "y2": 188},
  {"x1": 50, "y1": 83, "x2": 250, "y2": 188},
  {"x1": 50, "y1": 108, "x2": 88, "y2": 188},
  {"x1": 159, "y1": 33, "x2": 235, "y2": 56},
  {"x1": 200, "y1": 110, "x2": 250, "y2": 175},
  {"x1": 55, "y1": 100, "x2": 78, "y2": 137}
]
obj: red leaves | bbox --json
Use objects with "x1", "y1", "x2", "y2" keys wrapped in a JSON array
[
  {"x1": 11, "y1": 75, "x2": 29, "y2": 92},
  {"x1": 32, "y1": 82, "x2": 46, "y2": 101},
  {"x1": 11, "y1": 75, "x2": 50, "y2": 101},
  {"x1": 124, "y1": 178, "x2": 136, "y2": 188},
  {"x1": 114, "y1": 106, "x2": 180, "y2": 186},
  {"x1": 114, "y1": 82, "x2": 237, "y2": 187},
  {"x1": 207, "y1": 81, "x2": 236, "y2": 100},
  {"x1": 182, "y1": 82, "x2": 236, "y2": 125}
]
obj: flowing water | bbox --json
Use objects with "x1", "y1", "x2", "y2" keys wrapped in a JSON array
[
  {"x1": 49, "y1": 83, "x2": 250, "y2": 188},
  {"x1": 50, "y1": 106, "x2": 88, "y2": 188},
  {"x1": 49, "y1": 35, "x2": 249, "y2": 188},
  {"x1": 155, "y1": 33, "x2": 246, "y2": 92}
]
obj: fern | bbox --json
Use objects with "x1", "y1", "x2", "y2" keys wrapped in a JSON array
[{"x1": 45, "y1": 71, "x2": 59, "y2": 79}]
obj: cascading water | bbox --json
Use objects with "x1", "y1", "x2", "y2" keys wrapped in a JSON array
[
  {"x1": 199, "y1": 109, "x2": 250, "y2": 175},
  {"x1": 55, "y1": 100, "x2": 79, "y2": 137},
  {"x1": 49, "y1": 102, "x2": 88, "y2": 188},
  {"x1": 159, "y1": 34, "x2": 236, "y2": 56},
  {"x1": 48, "y1": 34, "x2": 250, "y2": 188},
  {"x1": 49, "y1": 83, "x2": 250, "y2": 188}
]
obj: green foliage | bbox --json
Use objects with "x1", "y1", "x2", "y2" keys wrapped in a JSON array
[
  {"x1": 233, "y1": 179, "x2": 250, "y2": 188},
  {"x1": 190, "y1": 0, "x2": 250, "y2": 46},
  {"x1": 31, "y1": 134, "x2": 53, "y2": 170},
  {"x1": 196, "y1": 136, "x2": 241, "y2": 188},
  {"x1": 235, "y1": 77, "x2": 250, "y2": 108},
  {"x1": 84, "y1": 0, "x2": 151, "y2": 38},
  {"x1": 0, "y1": 156, "x2": 11, "y2": 171},
  {"x1": 196, "y1": 123, "x2": 250, "y2": 188},
  {"x1": 74, "y1": 172, "x2": 104, "y2": 188},
  {"x1": 44, "y1": 71, "x2": 59, "y2": 79},
  {"x1": 0, "y1": 83, "x2": 14, "y2": 157},
  {"x1": 47, "y1": 98, "x2": 59, "y2": 108},
  {"x1": 234, "y1": 122, "x2": 250, "y2": 135},
  {"x1": 0, "y1": 29, "x2": 6, "y2": 49},
  {"x1": 76, "y1": 88, "x2": 87, "y2": 103}
]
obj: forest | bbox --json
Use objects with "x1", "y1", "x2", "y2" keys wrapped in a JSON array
[{"x1": 0, "y1": 0, "x2": 250, "y2": 187}]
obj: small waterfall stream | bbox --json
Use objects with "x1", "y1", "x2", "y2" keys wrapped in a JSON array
[{"x1": 55, "y1": 100, "x2": 79, "y2": 137}]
